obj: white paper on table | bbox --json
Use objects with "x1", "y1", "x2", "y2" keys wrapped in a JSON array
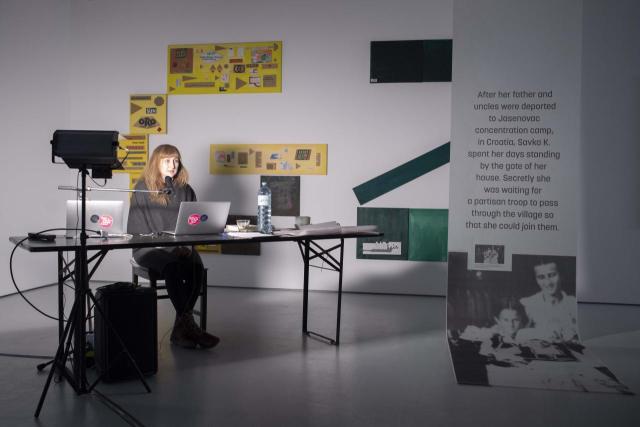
[{"x1": 226, "y1": 232, "x2": 266, "y2": 239}]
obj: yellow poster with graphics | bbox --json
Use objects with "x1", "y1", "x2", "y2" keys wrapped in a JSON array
[
  {"x1": 210, "y1": 144, "x2": 327, "y2": 175},
  {"x1": 114, "y1": 134, "x2": 149, "y2": 189},
  {"x1": 167, "y1": 41, "x2": 282, "y2": 95},
  {"x1": 129, "y1": 94, "x2": 167, "y2": 134},
  {"x1": 196, "y1": 244, "x2": 221, "y2": 253}
]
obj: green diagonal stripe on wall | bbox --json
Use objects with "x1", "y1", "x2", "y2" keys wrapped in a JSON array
[{"x1": 352, "y1": 142, "x2": 450, "y2": 205}]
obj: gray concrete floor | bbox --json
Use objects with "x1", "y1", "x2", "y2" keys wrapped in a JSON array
[{"x1": 1, "y1": 285, "x2": 639, "y2": 426}]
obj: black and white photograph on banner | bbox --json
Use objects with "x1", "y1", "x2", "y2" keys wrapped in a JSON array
[
  {"x1": 474, "y1": 244, "x2": 505, "y2": 266},
  {"x1": 447, "y1": 252, "x2": 632, "y2": 394},
  {"x1": 470, "y1": 243, "x2": 512, "y2": 271}
]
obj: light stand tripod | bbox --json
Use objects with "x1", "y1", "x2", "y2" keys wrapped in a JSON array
[
  {"x1": 35, "y1": 130, "x2": 159, "y2": 420},
  {"x1": 35, "y1": 166, "x2": 152, "y2": 418}
]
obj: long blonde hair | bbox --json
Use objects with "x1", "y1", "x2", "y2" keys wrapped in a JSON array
[{"x1": 141, "y1": 144, "x2": 189, "y2": 205}]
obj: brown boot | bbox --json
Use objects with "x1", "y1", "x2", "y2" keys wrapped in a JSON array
[
  {"x1": 170, "y1": 313, "x2": 197, "y2": 348},
  {"x1": 181, "y1": 311, "x2": 220, "y2": 349}
]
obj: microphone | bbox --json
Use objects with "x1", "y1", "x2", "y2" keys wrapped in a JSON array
[{"x1": 163, "y1": 176, "x2": 174, "y2": 195}]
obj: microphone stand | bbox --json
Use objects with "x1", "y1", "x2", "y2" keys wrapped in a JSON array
[
  {"x1": 35, "y1": 169, "x2": 155, "y2": 418},
  {"x1": 58, "y1": 185, "x2": 168, "y2": 194}
]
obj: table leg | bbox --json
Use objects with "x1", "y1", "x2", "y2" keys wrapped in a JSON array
[
  {"x1": 298, "y1": 238, "x2": 345, "y2": 345},
  {"x1": 302, "y1": 240, "x2": 310, "y2": 334},
  {"x1": 57, "y1": 252, "x2": 64, "y2": 345}
]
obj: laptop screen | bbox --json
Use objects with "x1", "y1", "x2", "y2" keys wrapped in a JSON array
[
  {"x1": 166, "y1": 201, "x2": 230, "y2": 235},
  {"x1": 65, "y1": 200, "x2": 125, "y2": 238}
]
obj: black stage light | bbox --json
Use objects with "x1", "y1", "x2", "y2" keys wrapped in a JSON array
[{"x1": 51, "y1": 130, "x2": 122, "y2": 178}]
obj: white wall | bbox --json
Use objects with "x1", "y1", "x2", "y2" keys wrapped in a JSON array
[
  {"x1": 2, "y1": 0, "x2": 452, "y2": 297},
  {"x1": 578, "y1": 0, "x2": 640, "y2": 304},
  {"x1": 1, "y1": 0, "x2": 72, "y2": 297},
  {"x1": 3, "y1": 0, "x2": 639, "y2": 304}
]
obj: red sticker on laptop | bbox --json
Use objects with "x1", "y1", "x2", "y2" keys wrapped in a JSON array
[
  {"x1": 188, "y1": 214, "x2": 201, "y2": 225},
  {"x1": 98, "y1": 215, "x2": 113, "y2": 228}
]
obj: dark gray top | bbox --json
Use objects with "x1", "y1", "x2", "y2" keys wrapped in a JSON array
[{"x1": 127, "y1": 180, "x2": 201, "y2": 269}]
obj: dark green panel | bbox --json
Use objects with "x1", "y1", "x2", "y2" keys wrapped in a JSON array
[
  {"x1": 352, "y1": 142, "x2": 450, "y2": 205},
  {"x1": 356, "y1": 207, "x2": 408, "y2": 260},
  {"x1": 408, "y1": 209, "x2": 448, "y2": 262},
  {"x1": 370, "y1": 39, "x2": 452, "y2": 83},
  {"x1": 261, "y1": 175, "x2": 300, "y2": 216}
]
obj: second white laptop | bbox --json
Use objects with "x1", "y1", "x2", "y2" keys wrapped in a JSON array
[
  {"x1": 66, "y1": 200, "x2": 125, "y2": 238},
  {"x1": 163, "y1": 201, "x2": 230, "y2": 236}
]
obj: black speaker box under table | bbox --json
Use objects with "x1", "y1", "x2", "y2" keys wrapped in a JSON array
[{"x1": 94, "y1": 282, "x2": 157, "y2": 381}]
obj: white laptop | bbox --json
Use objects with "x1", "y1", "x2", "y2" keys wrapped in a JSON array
[
  {"x1": 163, "y1": 201, "x2": 230, "y2": 236},
  {"x1": 66, "y1": 200, "x2": 125, "y2": 238}
]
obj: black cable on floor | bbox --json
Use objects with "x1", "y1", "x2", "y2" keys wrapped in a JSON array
[{"x1": 0, "y1": 352, "x2": 52, "y2": 360}]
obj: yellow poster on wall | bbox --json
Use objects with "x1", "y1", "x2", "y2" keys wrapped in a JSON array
[
  {"x1": 210, "y1": 144, "x2": 327, "y2": 175},
  {"x1": 114, "y1": 134, "x2": 149, "y2": 189},
  {"x1": 167, "y1": 41, "x2": 282, "y2": 95},
  {"x1": 196, "y1": 244, "x2": 221, "y2": 253},
  {"x1": 129, "y1": 94, "x2": 167, "y2": 134}
]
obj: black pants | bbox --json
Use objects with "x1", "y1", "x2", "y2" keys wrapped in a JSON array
[
  {"x1": 163, "y1": 260, "x2": 203, "y2": 315},
  {"x1": 134, "y1": 248, "x2": 204, "y2": 315}
]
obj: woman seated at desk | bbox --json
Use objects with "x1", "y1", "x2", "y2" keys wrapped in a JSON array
[{"x1": 127, "y1": 144, "x2": 219, "y2": 349}]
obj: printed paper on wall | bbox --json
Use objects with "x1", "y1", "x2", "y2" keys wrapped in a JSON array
[
  {"x1": 210, "y1": 144, "x2": 327, "y2": 176},
  {"x1": 167, "y1": 41, "x2": 282, "y2": 95},
  {"x1": 114, "y1": 134, "x2": 149, "y2": 190},
  {"x1": 129, "y1": 94, "x2": 167, "y2": 134},
  {"x1": 196, "y1": 244, "x2": 221, "y2": 253}
]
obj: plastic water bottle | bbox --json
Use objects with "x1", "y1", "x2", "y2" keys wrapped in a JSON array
[{"x1": 257, "y1": 181, "x2": 272, "y2": 234}]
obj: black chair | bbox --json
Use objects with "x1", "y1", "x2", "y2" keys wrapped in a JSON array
[{"x1": 130, "y1": 259, "x2": 208, "y2": 330}]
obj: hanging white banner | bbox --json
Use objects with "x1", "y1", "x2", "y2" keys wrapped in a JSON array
[{"x1": 446, "y1": 0, "x2": 631, "y2": 394}]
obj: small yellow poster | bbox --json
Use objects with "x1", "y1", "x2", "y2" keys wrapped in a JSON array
[
  {"x1": 129, "y1": 94, "x2": 167, "y2": 134},
  {"x1": 210, "y1": 144, "x2": 327, "y2": 175},
  {"x1": 114, "y1": 134, "x2": 149, "y2": 189},
  {"x1": 167, "y1": 41, "x2": 282, "y2": 95},
  {"x1": 196, "y1": 244, "x2": 221, "y2": 253}
]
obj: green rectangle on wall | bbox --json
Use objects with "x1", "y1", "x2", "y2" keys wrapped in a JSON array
[
  {"x1": 408, "y1": 209, "x2": 448, "y2": 262},
  {"x1": 352, "y1": 142, "x2": 450, "y2": 205},
  {"x1": 357, "y1": 207, "x2": 409, "y2": 260}
]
